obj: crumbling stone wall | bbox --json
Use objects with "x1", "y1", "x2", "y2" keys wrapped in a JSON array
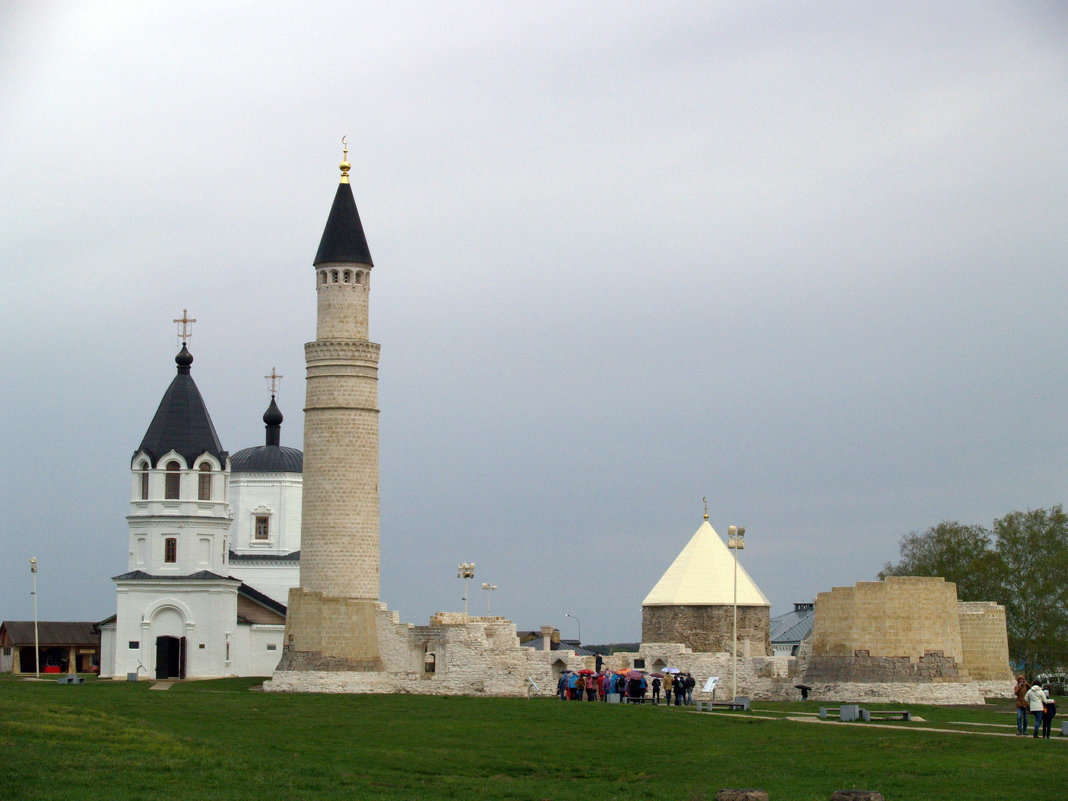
[
  {"x1": 803, "y1": 650, "x2": 964, "y2": 683},
  {"x1": 642, "y1": 604, "x2": 770, "y2": 655}
]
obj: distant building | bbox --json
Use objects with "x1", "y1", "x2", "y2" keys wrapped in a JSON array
[
  {"x1": 0, "y1": 621, "x2": 99, "y2": 674},
  {"x1": 769, "y1": 602, "x2": 814, "y2": 656}
]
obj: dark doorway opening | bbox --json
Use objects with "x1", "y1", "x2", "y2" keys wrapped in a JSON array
[{"x1": 155, "y1": 636, "x2": 185, "y2": 679}]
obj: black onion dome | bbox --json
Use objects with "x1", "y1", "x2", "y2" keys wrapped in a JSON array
[
  {"x1": 135, "y1": 347, "x2": 227, "y2": 466},
  {"x1": 230, "y1": 445, "x2": 303, "y2": 473},
  {"x1": 263, "y1": 396, "x2": 283, "y2": 427},
  {"x1": 313, "y1": 182, "x2": 373, "y2": 266}
]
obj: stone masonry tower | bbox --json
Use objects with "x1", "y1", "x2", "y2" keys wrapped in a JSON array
[{"x1": 281, "y1": 146, "x2": 383, "y2": 670}]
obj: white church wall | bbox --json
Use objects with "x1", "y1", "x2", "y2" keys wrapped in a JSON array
[
  {"x1": 229, "y1": 474, "x2": 302, "y2": 555},
  {"x1": 225, "y1": 564, "x2": 299, "y2": 607}
]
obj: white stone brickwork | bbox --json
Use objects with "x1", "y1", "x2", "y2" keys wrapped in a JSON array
[{"x1": 300, "y1": 293, "x2": 381, "y2": 601}]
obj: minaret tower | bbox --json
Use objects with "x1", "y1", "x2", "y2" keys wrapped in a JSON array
[{"x1": 282, "y1": 142, "x2": 383, "y2": 670}]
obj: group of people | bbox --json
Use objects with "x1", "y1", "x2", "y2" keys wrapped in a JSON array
[
  {"x1": 1014, "y1": 675, "x2": 1058, "y2": 738},
  {"x1": 557, "y1": 669, "x2": 698, "y2": 705}
]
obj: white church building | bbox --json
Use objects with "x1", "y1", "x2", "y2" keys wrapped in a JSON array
[{"x1": 99, "y1": 346, "x2": 302, "y2": 679}]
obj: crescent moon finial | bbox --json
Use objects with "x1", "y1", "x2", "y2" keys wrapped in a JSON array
[{"x1": 339, "y1": 135, "x2": 351, "y2": 184}]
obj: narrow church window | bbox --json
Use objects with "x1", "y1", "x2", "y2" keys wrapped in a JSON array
[
  {"x1": 331, "y1": 270, "x2": 339, "y2": 283},
  {"x1": 355, "y1": 271, "x2": 363, "y2": 284},
  {"x1": 139, "y1": 461, "x2": 149, "y2": 499},
  {"x1": 255, "y1": 515, "x2": 270, "y2": 540},
  {"x1": 198, "y1": 463, "x2": 212, "y2": 500},
  {"x1": 343, "y1": 270, "x2": 352, "y2": 283},
  {"x1": 164, "y1": 461, "x2": 180, "y2": 499},
  {"x1": 164, "y1": 537, "x2": 177, "y2": 563}
]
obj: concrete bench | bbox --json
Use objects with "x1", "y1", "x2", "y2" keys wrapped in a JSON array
[
  {"x1": 861, "y1": 709, "x2": 910, "y2": 722},
  {"x1": 820, "y1": 704, "x2": 861, "y2": 722},
  {"x1": 697, "y1": 698, "x2": 750, "y2": 712},
  {"x1": 56, "y1": 675, "x2": 85, "y2": 685}
]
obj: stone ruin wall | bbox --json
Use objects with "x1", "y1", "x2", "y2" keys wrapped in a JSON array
[
  {"x1": 641, "y1": 604, "x2": 771, "y2": 656},
  {"x1": 957, "y1": 601, "x2": 1014, "y2": 681},
  {"x1": 811, "y1": 576, "x2": 963, "y2": 664},
  {"x1": 267, "y1": 584, "x2": 1013, "y2": 703}
]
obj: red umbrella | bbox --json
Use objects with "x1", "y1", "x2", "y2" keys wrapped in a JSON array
[
  {"x1": 578, "y1": 668, "x2": 597, "y2": 675},
  {"x1": 626, "y1": 669, "x2": 644, "y2": 679}
]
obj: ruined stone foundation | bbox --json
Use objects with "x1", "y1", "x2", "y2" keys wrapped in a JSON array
[{"x1": 278, "y1": 588, "x2": 382, "y2": 671}]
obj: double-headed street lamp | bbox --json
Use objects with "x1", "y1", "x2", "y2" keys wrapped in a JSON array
[
  {"x1": 727, "y1": 525, "x2": 746, "y2": 702},
  {"x1": 29, "y1": 557, "x2": 39, "y2": 679},
  {"x1": 457, "y1": 563, "x2": 475, "y2": 617},
  {"x1": 481, "y1": 582, "x2": 498, "y2": 614}
]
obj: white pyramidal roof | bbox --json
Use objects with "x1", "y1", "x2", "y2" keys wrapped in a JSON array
[{"x1": 642, "y1": 520, "x2": 770, "y2": 607}]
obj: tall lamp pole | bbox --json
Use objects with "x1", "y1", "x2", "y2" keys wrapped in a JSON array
[
  {"x1": 727, "y1": 526, "x2": 746, "y2": 702},
  {"x1": 564, "y1": 612, "x2": 581, "y2": 645},
  {"x1": 29, "y1": 557, "x2": 39, "y2": 679},
  {"x1": 457, "y1": 563, "x2": 475, "y2": 617},
  {"x1": 481, "y1": 582, "x2": 498, "y2": 614}
]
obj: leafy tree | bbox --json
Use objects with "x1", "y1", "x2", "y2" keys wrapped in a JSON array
[
  {"x1": 881, "y1": 509, "x2": 1068, "y2": 676},
  {"x1": 991, "y1": 506, "x2": 1068, "y2": 676},
  {"x1": 879, "y1": 521, "x2": 997, "y2": 601}
]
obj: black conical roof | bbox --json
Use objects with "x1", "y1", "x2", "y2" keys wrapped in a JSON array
[
  {"x1": 134, "y1": 346, "x2": 227, "y2": 466},
  {"x1": 313, "y1": 182, "x2": 373, "y2": 266}
]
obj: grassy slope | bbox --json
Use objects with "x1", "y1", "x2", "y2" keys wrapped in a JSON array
[{"x1": 1, "y1": 677, "x2": 1063, "y2": 801}]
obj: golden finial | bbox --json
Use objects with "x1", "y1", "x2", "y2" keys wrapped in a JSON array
[
  {"x1": 703, "y1": 496, "x2": 709, "y2": 521},
  {"x1": 339, "y1": 135, "x2": 350, "y2": 184}
]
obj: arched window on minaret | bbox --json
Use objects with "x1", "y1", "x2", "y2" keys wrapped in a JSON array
[
  {"x1": 343, "y1": 270, "x2": 352, "y2": 283},
  {"x1": 139, "y1": 460, "x2": 150, "y2": 500},
  {"x1": 198, "y1": 462, "x2": 212, "y2": 501},
  {"x1": 331, "y1": 270, "x2": 339, "y2": 283},
  {"x1": 165, "y1": 461, "x2": 181, "y2": 500}
]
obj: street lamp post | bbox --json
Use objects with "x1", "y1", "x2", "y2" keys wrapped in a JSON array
[
  {"x1": 480, "y1": 582, "x2": 498, "y2": 614},
  {"x1": 564, "y1": 612, "x2": 581, "y2": 645},
  {"x1": 727, "y1": 525, "x2": 746, "y2": 702},
  {"x1": 29, "y1": 557, "x2": 39, "y2": 679},
  {"x1": 457, "y1": 563, "x2": 475, "y2": 617}
]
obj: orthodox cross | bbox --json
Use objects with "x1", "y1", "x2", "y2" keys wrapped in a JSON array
[
  {"x1": 173, "y1": 309, "x2": 196, "y2": 345},
  {"x1": 265, "y1": 367, "x2": 283, "y2": 396}
]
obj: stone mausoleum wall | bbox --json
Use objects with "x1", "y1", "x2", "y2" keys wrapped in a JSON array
[
  {"x1": 641, "y1": 605, "x2": 770, "y2": 655},
  {"x1": 958, "y1": 601, "x2": 1013, "y2": 681}
]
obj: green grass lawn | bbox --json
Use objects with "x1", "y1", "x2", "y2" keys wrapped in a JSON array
[{"x1": 1, "y1": 676, "x2": 1063, "y2": 801}]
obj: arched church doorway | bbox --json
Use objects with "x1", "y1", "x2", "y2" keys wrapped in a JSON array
[{"x1": 155, "y1": 636, "x2": 185, "y2": 679}]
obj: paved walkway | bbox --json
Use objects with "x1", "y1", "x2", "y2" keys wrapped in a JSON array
[
  {"x1": 149, "y1": 682, "x2": 173, "y2": 691},
  {"x1": 690, "y1": 708, "x2": 1065, "y2": 741}
]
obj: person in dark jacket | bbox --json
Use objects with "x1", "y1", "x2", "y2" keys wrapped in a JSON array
[
  {"x1": 651, "y1": 676, "x2": 661, "y2": 705},
  {"x1": 1041, "y1": 690, "x2": 1057, "y2": 739}
]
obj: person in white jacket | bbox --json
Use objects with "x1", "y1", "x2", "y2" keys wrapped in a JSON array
[{"x1": 1024, "y1": 680, "x2": 1050, "y2": 738}]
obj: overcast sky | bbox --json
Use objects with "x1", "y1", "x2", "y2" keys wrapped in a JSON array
[{"x1": 3, "y1": 1, "x2": 1067, "y2": 643}]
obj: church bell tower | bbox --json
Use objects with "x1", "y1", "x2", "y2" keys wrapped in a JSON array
[{"x1": 281, "y1": 143, "x2": 383, "y2": 670}]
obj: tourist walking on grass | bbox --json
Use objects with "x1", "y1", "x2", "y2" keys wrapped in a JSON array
[
  {"x1": 1024, "y1": 680, "x2": 1049, "y2": 738},
  {"x1": 1041, "y1": 690, "x2": 1056, "y2": 739},
  {"x1": 1014, "y1": 675, "x2": 1029, "y2": 735}
]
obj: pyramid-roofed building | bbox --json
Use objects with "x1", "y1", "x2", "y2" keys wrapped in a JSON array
[{"x1": 641, "y1": 519, "x2": 772, "y2": 655}]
